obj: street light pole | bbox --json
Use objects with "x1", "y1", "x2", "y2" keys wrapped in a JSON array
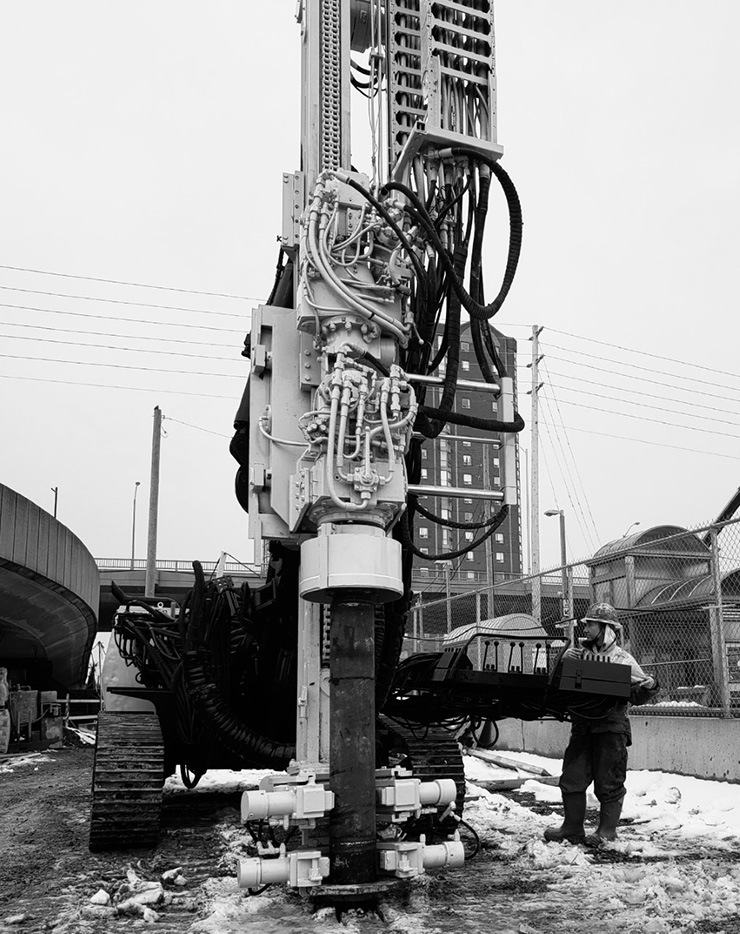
[
  {"x1": 545, "y1": 508, "x2": 571, "y2": 624},
  {"x1": 50, "y1": 486, "x2": 58, "y2": 519},
  {"x1": 131, "y1": 481, "x2": 141, "y2": 570}
]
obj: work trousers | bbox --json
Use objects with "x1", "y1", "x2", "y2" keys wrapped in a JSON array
[{"x1": 558, "y1": 731, "x2": 628, "y2": 804}]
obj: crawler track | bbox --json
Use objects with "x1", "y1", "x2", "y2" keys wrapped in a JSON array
[
  {"x1": 89, "y1": 712, "x2": 165, "y2": 851},
  {"x1": 379, "y1": 717, "x2": 466, "y2": 830}
]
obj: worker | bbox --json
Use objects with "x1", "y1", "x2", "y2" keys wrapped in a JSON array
[{"x1": 544, "y1": 602, "x2": 659, "y2": 846}]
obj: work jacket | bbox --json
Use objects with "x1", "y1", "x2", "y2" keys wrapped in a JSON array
[{"x1": 563, "y1": 639, "x2": 658, "y2": 743}]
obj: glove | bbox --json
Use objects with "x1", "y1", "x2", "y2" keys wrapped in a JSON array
[{"x1": 630, "y1": 677, "x2": 659, "y2": 706}]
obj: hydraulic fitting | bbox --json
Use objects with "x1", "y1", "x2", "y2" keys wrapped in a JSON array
[
  {"x1": 377, "y1": 832, "x2": 465, "y2": 880},
  {"x1": 376, "y1": 772, "x2": 457, "y2": 822},
  {"x1": 238, "y1": 847, "x2": 330, "y2": 889},
  {"x1": 241, "y1": 777, "x2": 334, "y2": 826}
]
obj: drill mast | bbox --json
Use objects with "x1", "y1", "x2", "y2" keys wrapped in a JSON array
[{"x1": 241, "y1": 0, "x2": 523, "y2": 897}]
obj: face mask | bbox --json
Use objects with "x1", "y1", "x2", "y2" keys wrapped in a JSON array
[{"x1": 600, "y1": 624, "x2": 617, "y2": 650}]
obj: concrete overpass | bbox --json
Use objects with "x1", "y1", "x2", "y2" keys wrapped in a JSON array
[
  {"x1": 95, "y1": 557, "x2": 265, "y2": 630},
  {"x1": 0, "y1": 483, "x2": 99, "y2": 690}
]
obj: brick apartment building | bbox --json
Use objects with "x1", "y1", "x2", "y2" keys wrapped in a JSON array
[{"x1": 411, "y1": 322, "x2": 523, "y2": 598}]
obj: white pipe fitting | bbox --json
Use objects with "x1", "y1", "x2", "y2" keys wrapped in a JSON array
[
  {"x1": 241, "y1": 790, "x2": 296, "y2": 822},
  {"x1": 238, "y1": 856, "x2": 291, "y2": 888},
  {"x1": 419, "y1": 779, "x2": 457, "y2": 807},
  {"x1": 422, "y1": 838, "x2": 465, "y2": 870}
]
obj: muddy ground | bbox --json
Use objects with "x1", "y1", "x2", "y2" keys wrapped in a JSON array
[{"x1": 1, "y1": 747, "x2": 740, "y2": 934}]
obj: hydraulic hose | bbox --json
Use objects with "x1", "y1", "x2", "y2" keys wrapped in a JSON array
[
  {"x1": 418, "y1": 405, "x2": 525, "y2": 434},
  {"x1": 182, "y1": 562, "x2": 295, "y2": 769},
  {"x1": 400, "y1": 504, "x2": 509, "y2": 562},
  {"x1": 380, "y1": 158, "x2": 523, "y2": 320},
  {"x1": 412, "y1": 497, "x2": 506, "y2": 531}
]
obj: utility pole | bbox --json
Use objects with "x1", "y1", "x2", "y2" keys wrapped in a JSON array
[
  {"x1": 528, "y1": 326, "x2": 544, "y2": 622},
  {"x1": 145, "y1": 406, "x2": 162, "y2": 598}
]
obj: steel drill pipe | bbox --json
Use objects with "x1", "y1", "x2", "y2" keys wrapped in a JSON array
[{"x1": 329, "y1": 593, "x2": 377, "y2": 885}]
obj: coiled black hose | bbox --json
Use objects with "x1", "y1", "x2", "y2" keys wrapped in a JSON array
[
  {"x1": 400, "y1": 504, "x2": 509, "y2": 562},
  {"x1": 380, "y1": 159, "x2": 523, "y2": 321},
  {"x1": 182, "y1": 562, "x2": 295, "y2": 769}
]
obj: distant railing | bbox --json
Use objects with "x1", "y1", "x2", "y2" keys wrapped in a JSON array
[{"x1": 95, "y1": 558, "x2": 263, "y2": 576}]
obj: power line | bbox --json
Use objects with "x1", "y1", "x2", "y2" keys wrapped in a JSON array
[
  {"x1": 541, "y1": 362, "x2": 600, "y2": 546},
  {"x1": 544, "y1": 341, "x2": 740, "y2": 396},
  {"x1": 0, "y1": 351, "x2": 245, "y2": 379},
  {"x1": 539, "y1": 418, "x2": 740, "y2": 462},
  {"x1": 0, "y1": 319, "x2": 236, "y2": 348},
  {"x1": 163, "y1": 417, "x2": 231, "y2": 439},
  {"x1": 539, "y1": 391, "x2": 596, "y2": 552},
  {"x1": 0, "y1": 284, "x2": 254, "y2": 318},
  {"x1": 544, "y1": 368, "x2": 740, "y2": 419},
  {"x1": 546, "y1": 326, "x2": 740, "y2": 383},
  {"x1": 0, "y1": 331, "x2": 244, "y2": 363},
  {"x1": 0, "y1": 372, "x2": 237, "y2": 400},
  {"x1": 0, "y1": 302, "x2": 243, "y2": 333},
  {"x1": 541, "y1": 353, "x2": 740, "y2": 405},
  {"x1": 553, "y1": 396, "x2": 740, "y2": 440},
  {"x1": 544, "y1": 378, "x2": 740, "y2": 430},
  {"x1": 0, "y1": 263, "x2": 264, "y2": 301}
]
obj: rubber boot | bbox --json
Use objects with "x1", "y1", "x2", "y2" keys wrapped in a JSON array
[
  {"x1": 586, "y1": 798, "x2": 623, "y2": 846},
  {"x1": 544, "y1": 792, "x2": 586, "y2": 844}
]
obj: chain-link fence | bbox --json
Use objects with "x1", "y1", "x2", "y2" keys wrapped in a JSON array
[{"x1": 405, "y1": 518, "x2": 740, "y2": 717}]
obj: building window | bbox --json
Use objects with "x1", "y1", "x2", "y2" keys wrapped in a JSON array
[
  {"x1": 440, "y1": 452, "x2": 449, "y2": 468},
  {"x1": 464, "y1": 498, "x2": 473, "y2": 504},
  {"x1": 462, "y1": 441, "x2": 472, "y2": 447},
  {"x1": 420, "y1": 547, "x2": 429, "y2": 555},
  {"x1": 461, "y1": 341, "x2": 470, "y2": 351},
  {"x1": 421, "y1": 468, "x2": 428, "y2": 480},
  {"x1": 461, "y1": 360, "x2": 470, "y2": 372},
  {"x1": 495, "y1": 552, "x2": 505, "y2": 563},
  {"x1": 442, "y1": 530, "x2": 451, "y2": 548},
  {"x1": 440, "y1": 470, "x2": 451, "y2": 487},
  {"x1": 421, "y1": 448, "x2": 427, "y2": 460},
  {"x1": 462, "y1": 455, "x2": 472, "y2": 466},
  {"x1": 440, "y1": 508, "x2": 451, "y2": 520},
  {"x1": 461, "y1": 398, "x2": 471, "y2": 409},
  {"x1": 495, "y1": 533, "x2": 504, "y2": 543},
  {"x1": 492, "y1": 402, "x2": 498, "y2": 413},
  {"x1": 419, "y1": 567, "x2": 430, "y2": 577},
  {"x1": 466, "y1": 552, "x2": 475, "y2": 562},
  {"x1": 467, "y1": 571, "x2": 476, "y2": 580},
  {"x1": 464, "y1": 531, "x2": 474, "y2": 542},
  {"x1": 493, "y1": 457, "x2": 500, "y2": 467},
  {"x1": 439, "y1": 439, "x2": 449, "y2": 451},
  {"x1": 419, "y1": 527, "x2": 429, "y2": 539},
  {"x1": 464, "y1": 512, "x2": 473, "y2": 521},
  {"x1": 493, "y1": 475, "x2": 501, "y2": 487},
  {"x1": 463, "y1": 474, "x2": 472, "y2": 485}
]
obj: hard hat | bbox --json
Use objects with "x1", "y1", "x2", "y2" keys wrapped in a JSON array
[{"x1": 581, "y1": 602, "x2": 622, "y2": 630}]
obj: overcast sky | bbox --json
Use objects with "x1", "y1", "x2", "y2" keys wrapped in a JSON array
[{"x1": 0, "y1": 1, "x2": 738, "y2": 573}]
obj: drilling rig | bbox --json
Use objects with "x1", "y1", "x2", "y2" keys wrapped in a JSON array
[
  {"x1": 229, "y1": 0, "x2": 522, "y2": 897},
  {"x1": 91, "y1": 0, "x2": 632, "y2": 905}
]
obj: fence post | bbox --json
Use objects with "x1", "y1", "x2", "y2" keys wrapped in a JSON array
[
  {"x1": 564, "y1": 565, "x2": 575, "y2": 643},
  {"x1": 709, "y1": 527, "x2": 732, "y2": 716}
]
